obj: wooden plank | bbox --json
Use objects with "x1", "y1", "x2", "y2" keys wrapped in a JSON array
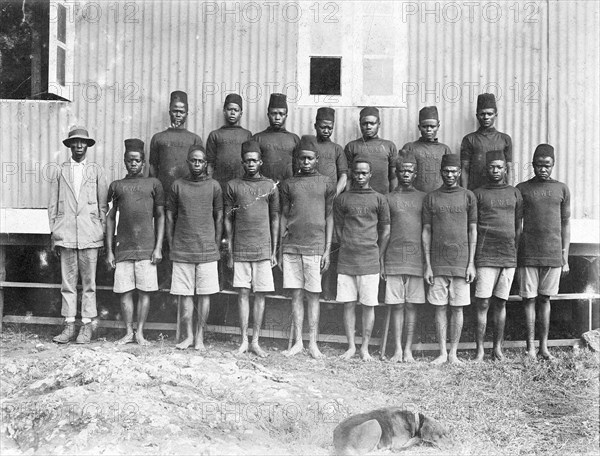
[
  {"x1": 0, "y1": 233, "x2": 50, "y2": 246},
  {"x1": 0, "y1": 245, "x2": 5, "y2": 333},
  {"x1": 1, "y1": 315, "x2": 581, "y2": 349},
  {"x1": 1, "y1": 282, "x2": 598, "y2": 302},
  {"x1": 507, "y1": 293, "x2": 600, "y2": 301},
  {"x1": 0, "y1": 281, "x2": 114, "y2": 291}
]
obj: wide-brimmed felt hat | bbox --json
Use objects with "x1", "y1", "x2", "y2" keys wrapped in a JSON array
[{"x1": 63, "y1": 126, "x2": 95, "y2": 147}]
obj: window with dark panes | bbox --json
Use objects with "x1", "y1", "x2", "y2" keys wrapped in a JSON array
[
  {"x1": 297, "y1": 2, "x2": 407, "y2": 107},
  {"x1": 310, "y1": 57, "x2": 341, "y2": 96},
  {"x1": 0, "y1": 0, "x2": 71, "y2": 100}
]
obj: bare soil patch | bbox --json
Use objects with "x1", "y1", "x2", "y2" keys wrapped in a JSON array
[{"x1": 1, "y1": 325, "x2": 598, "y2": 455}]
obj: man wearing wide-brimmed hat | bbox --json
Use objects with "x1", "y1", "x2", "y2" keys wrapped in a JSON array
[{"x1": 48, "y1": 126, "x2": 108, "y2": 344}]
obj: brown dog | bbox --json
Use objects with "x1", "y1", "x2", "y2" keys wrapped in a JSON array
[{"x1": 333, "y1": 407, "x2": 451, "y2": 455}]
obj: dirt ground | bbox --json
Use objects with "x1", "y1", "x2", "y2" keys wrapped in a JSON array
[{"x1": 1, "y1": 325, "x2": 598, "y2": 456}]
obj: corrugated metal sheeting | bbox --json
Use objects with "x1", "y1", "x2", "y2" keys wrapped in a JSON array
[
  {"x1": 547, "y1": 0, "x2": 599, "y2": 219},
  {"x1": 0, "y1": 101, "x2": 71, "y2": 208},
  {"x1": 0, "y1": 0, "x2": 597, "y2": 219}
]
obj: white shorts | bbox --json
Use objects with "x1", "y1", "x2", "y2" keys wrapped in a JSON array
[
  {"x1": 336, "y1": 273, "x2": 380, "y2": 307},
  {"x1": 384, "y1": 275, "x2": 426, "y2": 304},
  {"x1": 475, "y1": 267, "x2": 516, "y2": 300},
  {"x1": 282, "y1": 253, "x2": 322, "y2": 293},
  {"x1": 113, "y1": 260, "x2": 158, "y2": 293},
  {"x1": 233, "y1": 260, "x2": 274, "y2": 292},
  {"x1": 519, "y1": 266, "x2": 561, "y2": 298},
  {"x1": 170, "y1": 261, "x2": 220, "y2": 296},
  {"x1": 427, "y1": 276, "x2": 471, "y2": 307}
]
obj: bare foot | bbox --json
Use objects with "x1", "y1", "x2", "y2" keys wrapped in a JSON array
[
  {"x1": 404, "y1": 351, "x2": 415, "y2": 363},
  {"x1": 116, "y1": 333, "x2": 135, "y2": 345},
  {"x1": 492, "y1": 350, "x2": 505, "y2": 361},
  {"x1": 283, "y1": 341, "x2": 304, "y2": 357},
  {"x1": 448, "y1": 354, "x2": 464, "y2": 365},
  {"x1": 360, "y1": 348, "x2": 373, "y2": 362},
  {"x1": 474, "y1": 349, "x2": 485, "y2": 362},
  {"x1": 538, "y1": 350, "x2": 555, "y2": 361},
  {"x1": 235, "y1": 340, "x2": 249, "y2": 355},
  {"x1": 136, "y1": 333, "x2": 152, "y2": 346},
  {"x1": 308, "y1": 343, "x2": 324, "y2": 359},
  {"x1": 389, "y1": 350, "x2": 403, "y2": 363},
  {"x1": 525, "y1": 349, "x2": 537, "y2": 361},
  {"x1": 431, "y1": 354, "x2": 448, "y2": 365},
  {"x1": 194, "y1": 341, "x2": 206, "y2": 351},
  {"x1": 339, "y1": 347, "x2": 356, "y2": 360},
  {"x1": 175, "y1": 337, "x2": 193, "y2": 350},
  {"x1": 250, "y1": 341, "x2": 268, "y2": 358}
]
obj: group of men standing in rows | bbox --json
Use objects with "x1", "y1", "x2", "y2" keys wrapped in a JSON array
[{"x1": 47, "y1": 89, "x2": 570, "y2": 363}]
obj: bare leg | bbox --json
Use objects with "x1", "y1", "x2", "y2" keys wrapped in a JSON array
[
  {"x1": 475, "y1": 297, "x2": 490, "y2": 361},
  {"x1": 284, "y1": 289, "x2": 304, "y2": 357},
  {"x1": 360, "y1": 306, "x2": 375, "y2": 362},
  {"x1": 448, "y1": 307, "x2": 464, "y2": 364},
  {"x1": 523, "y1": 297, "x2": 537, "y2": 359},
  {"x1": 537, "y1": 295, "x2": 554, "y2": 359},
  {"x1": 492, "y1": 297, "x2": 506, "y2": 360},
  {"x1": 403, "y1": 303, "x2": 416, "y2": 363},
  {"x1": 116, "y1": 291, "x2": 135, "y2": 344},
  {"x1": 235, "y1": 288, "x2": 250, "y2": 354},
  {"x1": 340, "y1": 302, "x2": 356, "y2": 359},
  {"x1": 306, "y1": 291, "x2": 323, "y2": 359},
  {"x1": 175, "y1": 296, "x2": 182, "y2": 343},
  {"x1": 136, "y1": 291, "x2": 151, "y2": 345},
  {"x1": 431, "y1": 306, "x2": 448, "y2": 365},
  {"x1": 175, "y1": 296, "x2": 194, "y2": 349},
  {"x1": 389, "y1": 305, "x2": 404, "y2": 362},
  {"x1": 250, "y1": 292, "x2": 268, "y2": 357},
  {"x1": 194, "y1": 295, "x2": 210, "y2": 351}
]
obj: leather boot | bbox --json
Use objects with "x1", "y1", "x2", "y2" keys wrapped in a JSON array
[
  {"x1": 75, "y1": 322, "x2": 93, "y2": 344},
  {"x1": 53, "y1": 322, "x2": 76, "y2": 344}
]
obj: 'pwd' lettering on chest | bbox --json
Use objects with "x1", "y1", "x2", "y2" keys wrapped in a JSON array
[
  {"x1": 439, "y1": 205, "x2": 464, "y2": 213},
  {"x1": 349, "y1": 206, "x2": 374, "y2": 215},
  {"x1": 490, "y1": 199, "x2": 511, "y2": 207}
]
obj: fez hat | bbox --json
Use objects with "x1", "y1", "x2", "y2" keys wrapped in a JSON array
[
  {"x1": 188, "y1": 143, "x2": 206, "y2": 154},
  {"x1": 316, "y1": 107, "x2": 335, "y2": 122},
  {"x1": 441, "y1": 154, "x2": 461, "y2": 168},
  {"x1": 268, "y1": 93, "x2": 288, "y2": 110},
  {"x1": 295, "y1": 135, "x2": 319, "y2": 155},
  {"x1": 398, "y1": 152, "x2": 418, "y2": 166},
  {"x1": 63, "y1": 126, "x2": 95, "y2": 147},
  {"x1": 360, "y1": 106, "x2": 380, "y2": 119},
  {"x1": 241, "y1": 140, "x2": 261, "y2": 155},
  {"x1": 224, "y1": 93, "x2": 243, "y2": 109},
  {"x1": 486, "y1": 150, "x2": 505, "y2": 164},
  {"x1": 477, "y1": 93, "x2": 497, "y2": 111},
  {"x1": 419, "y1": 106, "x2": 439, "y2": 122},
  {"x1": 533, "y1": 144, "x2": 555, "y2": 160},
  {"x1": 124, "y1": 138, "x2": 144, "y2": 153},
  {"x1": 170, "y1": 90, "x2": 188, "y2": 107}
]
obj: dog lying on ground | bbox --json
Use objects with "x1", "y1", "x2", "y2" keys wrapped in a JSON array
[{"x1": 333, "y1": 407, "x2": 451, "y2": 455}]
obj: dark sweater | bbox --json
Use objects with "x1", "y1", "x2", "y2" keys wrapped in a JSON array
[
  {"x1": 422, "y1": 185, "x2": 477, "y2": 276},
  {"x1": 517, "y1": 177, "x2": 570, "y2": 267},
  {"x1": 473, "y1": 182, "x2": 522, "y2": 268},
  {"x1": 334, "y1": 187, "x2": 390, "y2": 275}
]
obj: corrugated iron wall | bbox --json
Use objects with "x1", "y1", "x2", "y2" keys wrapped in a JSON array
[
  {"x1": 1, "y1": 0, "x2": 597, "y2": 219},
  {"x1": 547, "y1": 0, "x2": 599, "y2": 219},
  {"x1": 0, "y1": 101, "x2": 71, "y2": 208}
]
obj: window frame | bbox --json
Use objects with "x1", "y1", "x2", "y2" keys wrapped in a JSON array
[
  {"x1": 296, "y1": 2, "x2": 408, "y2": 108},
  {"x1": 47, "y1": 0, "x2": 74, "y2": 100}
]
